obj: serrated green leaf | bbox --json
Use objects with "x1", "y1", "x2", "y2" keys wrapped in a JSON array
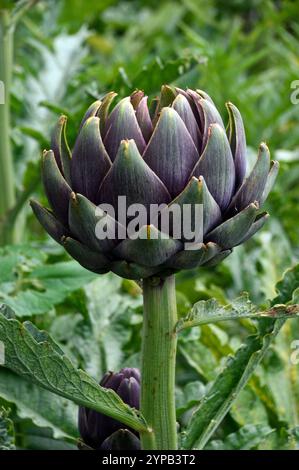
[
  {"x1": 177, "y1": 292, "x2": 299, "y2": 331},
  {"x1": 181, "y1": 318, "x2": 285, "y2": 449},
  {"x1": 0, "y1": 305, "x2": 148, "y2": 433}
]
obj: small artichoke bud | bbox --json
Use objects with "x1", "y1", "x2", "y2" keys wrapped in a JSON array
[{"x1": 78, "y1": 368, "x2": 140, "y2": 450}]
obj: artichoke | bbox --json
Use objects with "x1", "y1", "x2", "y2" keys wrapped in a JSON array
[
  {"x1": 78, "y1": 368, "x2": 141, "y2": 450},
  {"x1": 31, "y1": 86, "x2": 278, "y2": 279}
]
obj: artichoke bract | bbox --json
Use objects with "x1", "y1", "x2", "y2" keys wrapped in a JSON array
[
  {"x1": 31, "y1": 86, "x2": 278, "y2": 279},
  {"x1": 78, "y1": 368, "x2": 141, "y2": 450}
]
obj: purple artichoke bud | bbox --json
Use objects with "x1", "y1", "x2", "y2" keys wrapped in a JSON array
[
  {"x1": 31, "y1": 87, "x2": 279, "y2": 279},
  {"x1": 78, "y1": 368, "x2": 140, "y2": 450}
]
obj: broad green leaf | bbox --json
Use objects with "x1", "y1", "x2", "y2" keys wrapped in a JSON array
[
  {"x1": 0, "y1": 305, "x2": 147, "y2": 433},
  {"x1": 182, "y1": 264, "x2": 299, "y2": 449},
  {"x1": 0, "y1": 369, "x2": 78, "y2": 441},
  {"x1": 177, "y1": 292, "x2": 299, "y2": 331},
  {"x1": 0, "y1": 408, "x2": 15, "y2": 450}
]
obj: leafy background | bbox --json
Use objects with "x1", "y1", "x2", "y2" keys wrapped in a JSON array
[{"x1": 0, "y1": 0, "x2": 299, "y2": 450}]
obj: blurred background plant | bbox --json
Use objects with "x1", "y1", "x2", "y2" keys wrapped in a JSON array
[{"x1": 0, "y1": 0, "x2": 299, "y2": 450}]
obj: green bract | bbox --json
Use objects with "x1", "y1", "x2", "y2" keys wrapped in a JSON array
[{"x1": 31, "y1": 86, "x2": 278, "y2": 279}]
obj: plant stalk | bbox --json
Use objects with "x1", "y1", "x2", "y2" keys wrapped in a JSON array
[
  {"x1": 140, "y1": 275, "x2": 178, "y2": 450},
  {"x1": 0, "y1": 9, "x2": 16, "y2": 243}
]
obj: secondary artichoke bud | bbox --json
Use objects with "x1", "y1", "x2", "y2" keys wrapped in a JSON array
[
  {"x1": 78, "y1": 368, "x2": 140, "y2": 450},
  {"x1": 31, "y1": 86, "x2": 279, "y2": 279}
]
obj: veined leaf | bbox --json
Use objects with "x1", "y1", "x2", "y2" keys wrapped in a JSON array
[
  {"x1": 0, "y1": 305, "x2": 147, "y2": 433},
  {"x1": 181, "y1": 318, "x2": 285, "y2": 449},
  {"x1": 182, "y1": 264, "x2": 299, "y2": 449},
  {"x1": 176, "y1": 292, "x2": 299, "y2": 331},
  {"x1": 0, "y1": 369, "x2": 78, "y2": 441}
]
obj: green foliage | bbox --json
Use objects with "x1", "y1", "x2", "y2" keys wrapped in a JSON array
[
  {"x1": 0, "y1": 369, "x2": 77, "y2": 442},
  {"x1": 0, "y1": 408, "x2": 15, "y2": 450},
  {"x1": 206, "y1": 424, "x2": 274, "y2": 450},
  {"x1": 0, "y1": 245, "x2": 97, "y2": 316},
  {"x1": 177, "y1": 293, "x2": 299, "y2": 331},
  {"x1": 0, "y1": 0, "x2": 299, "y2": 450},
  {"x1": 0, "y1": 303, "x2": 147, "y2": 432}
]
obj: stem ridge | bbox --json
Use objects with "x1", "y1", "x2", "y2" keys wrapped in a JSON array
[{"x1": 140, "y1": 275, "x2": 178, "y2": 450}]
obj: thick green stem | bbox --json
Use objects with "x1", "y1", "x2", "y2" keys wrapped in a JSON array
[
  {"x1": 140, "y1": 275, "x2": 178, "y2": 450},
  {"x1": 0, "y1": 9, "x2": 16, "y2": 243}
]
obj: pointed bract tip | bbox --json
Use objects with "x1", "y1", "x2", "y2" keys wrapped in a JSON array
[
  {"x1": 173, "y1": 93, "x2": 186, "y2": 103},
  {"x1": 84, "y1": 115, "x2": 100, "y2": 126},
  {"x1": 58, "y1": 115, "x2": 68, "y2": 124},
  {"x1": 225, "y1": 101, "x2": 238, "y2": 113},
  {"x1": 251, "y1": 201, "x2": 260, "y2": 210},
  {"x1": 130, "y1": 89, "x2": 144, "y2": 104},
  {"x1": 197, "y1": 175, "x2": 204, "y2": 187},
  {"x1": 160, "y1": 106, "x2": 176, "y2": 117},
  {"x1": 190, "y1": 175, "x2": 199, "y2": 183},
  {"x1": 259, "y1": 142, "x2": 269, "y2": 152},
  {"x1": 119, "y1": 139, "x2": 132, "y2": 153},
  {"x1": 208, "y1": 122, "x2": 223, "y2": 136}
]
